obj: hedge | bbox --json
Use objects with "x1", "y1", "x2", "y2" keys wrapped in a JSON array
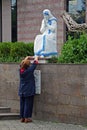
[
  {"x1": 0, "y1": 42, "x2": 34, "y2": 62},
  {"x1": 58, "y1": 33, "x2": 87, "y2": 63},
  {"x1": 1, "y1": 33, "x2": 87, "y2": 64}
]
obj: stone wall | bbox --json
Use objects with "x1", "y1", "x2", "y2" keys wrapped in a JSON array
[{"x1": 0, "y1": 63, "x2": 87, "y2": 125}]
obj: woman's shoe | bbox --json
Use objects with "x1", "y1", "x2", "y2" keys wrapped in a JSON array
[
  {"x1": 20, "y1": 118, "x2": 25, "y2": 123},
  {"x1": 25, "y1": 118, "x2": 32, "y2": 123}
]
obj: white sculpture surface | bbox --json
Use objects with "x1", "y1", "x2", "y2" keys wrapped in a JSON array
[{"x1": 34, "y1": 9, "x2": 58, "y2": 57}]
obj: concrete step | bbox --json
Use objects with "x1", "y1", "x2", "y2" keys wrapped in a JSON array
[
  {"x1": 0, "y1": 107, "x2": 11, "y2": 113},
  {"x1": 0, "y1": 113, "x2": 20, "y2": 120}
]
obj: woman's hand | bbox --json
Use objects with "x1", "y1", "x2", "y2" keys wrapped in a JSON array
[{"x1": 34, "y1": 56, "x2": 39, "y2": 61}]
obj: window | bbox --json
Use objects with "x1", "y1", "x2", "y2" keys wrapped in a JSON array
[
  {"x1": 11, "y1": 0, "x2": 17, "y2": 42},
  {"x1": 0, "y1": 0, "x2": 2, "y2": 42},
  {"x1": 68, "y1": 0, "x2": 86, "y2": 24},
  {"x1": 66, "y1": 0, "x2": 86, "y2": 39}
]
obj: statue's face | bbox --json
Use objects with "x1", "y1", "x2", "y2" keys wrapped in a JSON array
[
  {"x1": 43, "y1": 9, "x2": 50, "y2": 21},
  {"x1": 44, "y1": 15, "x2": 49, "y2": 20}
]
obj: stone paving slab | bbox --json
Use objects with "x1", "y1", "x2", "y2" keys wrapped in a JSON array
[{"x1": 0, "y1": 120, "x2": 87, "y2": 130}]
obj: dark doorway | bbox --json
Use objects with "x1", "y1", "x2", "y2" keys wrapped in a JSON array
[{"x1": 11, "y1": 0, "x2": 17, "y2": 42}]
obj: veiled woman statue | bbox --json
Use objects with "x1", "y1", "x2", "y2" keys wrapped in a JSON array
[{"x1": 34, "y1": 9, "x2": 58, "y2": 57}]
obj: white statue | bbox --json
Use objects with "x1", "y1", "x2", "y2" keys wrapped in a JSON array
[{"x1": 34, "y1": 9, "x2": 58, "y2": 57}]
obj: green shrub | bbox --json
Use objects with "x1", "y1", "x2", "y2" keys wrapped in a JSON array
[
  {"x1": 25, "y1": 43, "x2": 34, "y2": 56},
  {"x1": 47, "y1": 56, "x2": 58, "y2": 63},
  {"x1": 0, "y1": 42, "x2": 11, "y2": 57},
  {"x1": 58, "y1": 33, "x2": 87, "y2": 63},
  {"x1": 0, "y1": 42, "x2": 34, "y2": 62}
]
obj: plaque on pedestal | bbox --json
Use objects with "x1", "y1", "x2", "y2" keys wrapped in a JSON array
[{"x1": 34, "y1": 70, "x2": 41, "y2": 94}]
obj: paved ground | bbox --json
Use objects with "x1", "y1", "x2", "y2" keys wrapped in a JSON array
[{"x1": 0, "y1": 120, "x2": 87, "y2": 130}]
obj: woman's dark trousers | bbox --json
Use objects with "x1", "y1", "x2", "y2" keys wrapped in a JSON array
[{"x1": 20, "y1": 95, "x2": 34, "y2": 118}]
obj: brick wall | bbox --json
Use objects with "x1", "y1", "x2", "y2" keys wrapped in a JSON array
[
  {"x1": 17, "y1": 0, "x2": 66, "y2": 53},
  {"x1": 0, "y1": 63, "x2": 87, "y2": 125}
]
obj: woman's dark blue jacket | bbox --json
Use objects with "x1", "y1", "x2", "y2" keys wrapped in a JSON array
[{"x1": 18, "y1": 62, "x2": 38, "y2": 97}]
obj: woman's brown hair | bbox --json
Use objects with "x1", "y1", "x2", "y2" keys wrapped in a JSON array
[{"x1": 20, "y1": 59, "x2": 31, "y2": 69}]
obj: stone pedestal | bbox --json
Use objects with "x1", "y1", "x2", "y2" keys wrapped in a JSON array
[{"x1": 29, "y1": 56, "x2": 50, "y2": 63}]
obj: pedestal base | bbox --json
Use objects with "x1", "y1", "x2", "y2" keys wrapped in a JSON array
[{"x1": 29, "y1": 56, "x2": 50, "y2": 63}]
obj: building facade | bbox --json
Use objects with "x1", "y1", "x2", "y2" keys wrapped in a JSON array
[
  {"x1": 0, "y1": 0, "x2": 86, "y2": 53},
  {"x1": 0, "y1": 0, "x2": 11, "y2": 42}
]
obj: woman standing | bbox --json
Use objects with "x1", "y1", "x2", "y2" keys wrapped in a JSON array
[{"x1": 18, "y1": 56, "x2": 38, "y2": 123}]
